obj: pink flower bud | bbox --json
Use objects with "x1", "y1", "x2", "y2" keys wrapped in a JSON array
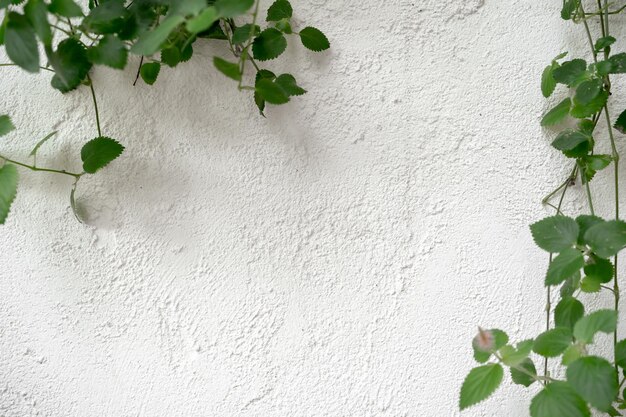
[{"x1": 473, "y1": 327, "x2": 495, "y2": 352}]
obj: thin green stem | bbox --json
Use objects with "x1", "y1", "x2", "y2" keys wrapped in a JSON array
[
  {"x1": 0, "y1": 63, "x2": 55, "y2": 73},
  {"x1": 580, "y1": 3, "x2": 599, "y2": 63},
  {"x1": 87, "y1": 75, "x2": 102, "y2": 137},
  {"x1": 0, "y1": 155, "x2": 82, "y2": 178}
]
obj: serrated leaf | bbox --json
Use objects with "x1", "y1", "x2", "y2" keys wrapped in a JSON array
[
  {"x1": 252, "y1": 28, "x2": 287, "y2": 61},
  {"x1": 48, "y1": 0, "x2": 83, "y2": 17},
  {"x1": 609, "y1": 53, "x2": 626, "y2": 73},
  {"x1": 299, "y1": 26, "x2": 329, "y2": 52},
  {"x1": 553, "y1": 59, "x2": 587, "y2": 86},
  {"x1": 5, "y1": 12, "x2": 39, "y2": 73},
  {"x1": 614, "y1": 108, "x2": 626, "y2": 134},
  {"x1": 580, "y1": 276, "x2": 601, "y2": 293},
  {"x1": 186, "y1": 6, "x2": 218, "y2": 34},
  {"x1": 555, "y1": 296, "x2": 584, "y2": 330},
  {"x1": 560, "y1": 271, "x2": 582, "y2": 298},
  {"x1": 510, "y1": 358, "x2": 536, "y2": 387},
  {"x1": 266, "y1": 0, "x2": 292, "y2": 21},
  {"x1": 48, "y1": 38, "x2": 92, "y2": 93},
  {"x1": 255, "y1": 78, "x2": 289, "y2": 104},
  {"x1": 87, "y1": 35, "x2": 128, "y2": 69},
  {"x1": 161, "y1": 46, "x2": 181, "y2": 67},
  {"x1": 562, "y1": 344, "x2": 583, "y2": 365},
  {"x1": 530, "y1": 382, "x2": 590, "y2": 417},
  {"x1": 80, "y1": 136, "x2": 124, "y2": 174},
  {"x1": 551, "y1": 130, "x2": 591, "y2": 158},
  {"x1": 82, "y1": 0, "x2": 129, "y2": 34},
  {"x1": 615, "y1": 339, "x2": 626, "y2": 368},
  {"x1": 214, "y1": 0, "x2": 254, "y2": 17},
  {"x1": 575, "y1": 79, "x2": 603, "y2": 105},
  {"x1": 533, "y1": 327, "x2": 572, "y2": 357},
  {"x1": 275, "y1": 73, "x2": 306, "y2": 96},
  {"x1": 500, "y1": 340, "x2": 533, "y2": 366},
  {"x1": 459, "y1": 364, "x2": 503, "y2": 410},
  {"x1": 567, "y1": 356, "x2": 617, "y2": 412},
  {"x1": 596, "y1": 60, "x2": 613, "y2": 76},
  {"x1": 542, "y1": 64, "x2": 557, "y2": 98},
  {"x1": 213, "y1": 56, "x2": 241, "y2": 81},
  {"x1": 530, "y1": 215, "x2": 579, "y2": 252},
  {"x1": 232, "y1": 23, "x2": 259, "y2": 45},
  {"x1": 139, "y1": 62, "x2": 160, "y2": 85},
  {"x1": 254, "y1": 69, "x2": 275, "y2": 116},
  {"x1": 573, "y1": 309, "x2": 617, "y2": 344},
  {"x1": 546, "y1": 247, "x2": 584, "y2": 286},
  {"x1": 24, "y1": 0, "x2": 51, "y2": 45},
  {"x1": 571, "y1": 90, "x2": 608, "y2": 119},
  {"x1": 584, "y1": 255, "x2": 613, "y2": 284},
  {"x1": 541, "y1": 98, "x2": 571, "y2": 126},
  {"x1": 0, "y1": 115, "x2": 15, "y2": 137},
  {"x1": 130, "y1": 15, "x2": 184, "y2": 56},
  {"x1": 576, "y1": 215, "x2": 604, "y2": 244},
  {"x1": 561, "y1": 0, "x2": 581, "y2": 20},
  {"x1": 595, "y1": 36, "x2": 616, "y2": 52},
  {"x1": 585, "y1": 220, "x2": 626, "y2": 258},
  {"x1": 0, "y1": 164, "x2": 18, "y2": 225}
]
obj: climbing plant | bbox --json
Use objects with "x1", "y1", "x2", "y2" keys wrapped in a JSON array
[
  {"x1": 459, "y1": 1, "x2": 626, "y2": 416},
  {"x1": 0, "y1": 0, "x2": 329, "y2": 223}
]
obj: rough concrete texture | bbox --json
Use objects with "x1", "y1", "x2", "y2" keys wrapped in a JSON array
[{"x1": 1, "y1": 0, "x2": 626, "y2": 416}]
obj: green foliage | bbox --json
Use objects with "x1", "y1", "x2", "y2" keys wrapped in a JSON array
[
  {"x1": 48, "y1": 38, "x2": 92, "y2": 93},
  {"x1": 573, "y1": 310, "x2": 617, "y2": 344},
  {"x1": 80, "y1": 137, "x2": 124, "y2": 174},
  {"x1": 0, "y1": 115, "x2": 15, "y2": 137},
  {"x1": 510, "y1": 358, "x2": 536, "y2": 387},
  {"x1": 0, "y1": 164, "x2": 18, "y2": 224},
  {"x1": 299, "y1": 26, "x2": 330, "y2": 51},
  {"x1": 213, "y1": 57, "x2": 241, "y2": 81},
  {"x1": 585, "y1": 220, "x2": 626, "y2": 258},
  {"x1": 554, "y1": 297, "x2": 584, "y2": 329},
  {"x1": 533, "y1": 327, "x2": 572, "y2": 357},
  {"x1": 530, "y1": 382, "x2": 590, "y2": 417},
  {"x1": 5, "y1": 12, "x2": 39, "y2": 73},
  {"x1": 541, "y1": 98, "x2": 571, "y2": 126},
  {"x1": 545, "y1": 247, "x2": 584, "y2": 286},
  {"x1": 530, "y1": 216, "x2": 579, "y2": 252},
  {"x1": 87, "y1": 35, "x2": 128, "y2": 69},
  {"x1": 252, "y1": 28, "x2": 287, "y2": 61},
  {"x1": 140, "y1": 62, "x2": 160, "y2": 85},
  {"x1": 459, "y1": 364, "x2": 503, "y2": 410},
  {"x1": 567, "y1": 356, "x2": 617, "y2": 411}
]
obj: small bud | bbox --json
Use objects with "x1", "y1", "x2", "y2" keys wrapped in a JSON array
[{"x1": 473, "y1": 327, "x2": 495, "y2": 352}]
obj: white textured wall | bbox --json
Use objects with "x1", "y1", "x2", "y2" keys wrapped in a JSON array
[{"x1": 1, "y1": 0, "x2": 625, "y2": 416}]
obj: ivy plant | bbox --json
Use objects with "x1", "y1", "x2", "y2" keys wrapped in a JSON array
[
  {"x1": 460, "y1": 1, "x2": 626, "y2": 416},
  {"x1": 0, "y1": 0, "x2": 329, "y2": 223}
]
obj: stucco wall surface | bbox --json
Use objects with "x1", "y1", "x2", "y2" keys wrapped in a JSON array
[{"x1": 1, "y1": 0, "x2": 626, "y2": 416}]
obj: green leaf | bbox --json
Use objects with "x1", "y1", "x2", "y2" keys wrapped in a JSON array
[
  {"x1": 252, "y1": 28, "x2": 287, "y2": 61},
  {"x1": 139, "y1": 62, "x2": 160, "y2": 85},
  {"x1": 551, "y1": 130, "x2": 591, "y2": 158},
  {"x1": 609, "y1": 53, "x2": 626, "y2": 73},
  {"x1": 213, "y1": 56, "x2": 241, "y2": 81},
  {"x1": 576, "y1": 215, "x2": 604, "y2": 244},
  {"x1": 48, "y1": 38, "x2": 92, "y2": 93},
  {"x1": 596, "y1": 60, "x2": 613, "y2": 76},
  {"x1": 595, "y1": 36, "x2": 616, "y2": 52},
  {"x1": 561, "y1": 0, "x2": 581, "y2": 20},
  {"x1": 254, "y1": 69, "x2": 275, "y2": 115},
  {"x1": 555, "y1": 297, "x2": 584, "y2": 330},
  {"x1": 232, "y1": 23, "x2": 260, "y2": 45},
  {"x1": 584, "y1": 255, "x2": 613, "y2": 284},
  {"x1": 255, "y1": 78, "x2": 289, "y2": 104},
  {"x1": 0, "y1": 14, "x2": 7, "y2": 46},
  {"x1": 510, "y1": 358, "x2": 536, "y2": 387},
  {"x1": 571, "y1": 90, "x2": 608, "y2": 119},
  {"x1": 560, "y1": 271, "x2": 582, "y2": 298},
  {"x1": 81, "y1": 136, "x2": 124, "y2": 174},
  {"x1": 161, "y1": 46, "x2": 181, "y2": 67},
  {"x1": 459, "y1": 364, "x2": 503, "y2": 410},
  {"x1": 5, "y1": 12, "x2": 39, "y2": 73},
  {"x1": 567, "y1": 356, "x2": 617, "y2": 412},
  {"x1": 299, "y1": 26, "x2": 330, "y2": 52},
  {"x1": 266, "y1": 0, "x2": 292, "y2": 21},
  {"x1": 581, "y1": 155, "x2": 612, "y2": 183},
  {"x1": 186, "y1": 6, "x2": 218, "y2": 34},
  {"x1": 533, "y1": 327, "x2": 572, "y2": 357},
  {"x1": 573, "y1": 309, "x2": 617, "y2": 344},
  {"x1": 275, "y1": 19, "x2": 291, "y2": 34},
  {"x1": 562, "y1": 344, "x2": 584, "y2": 365},
  {"x1": 130, "y1": 15, "x2": 185, "y2": 56},
  {"x1": 575, "y1": 79, "x2": 603, "y2": 105},
  {"x1": 29, "y1": 131, "x2": 57, "y2": 157},
  {"x1": 24, "y1": 0, "x2": 51, "y2": 45},
  {"x1": 275, "y1": 73, "x2": 306, "y2": 96},
  {"x1": 580, "y1": 276, "x2": 601, "y2": 293},
  {"x1": 0, "y1": 164, "x2": 18, "y2": 225},
  {"x1": 585, "y1": 220, "x2": 626, "y2": 258},
  {"x1": 214, "y1": 0, "x2": 254, "y2": 17},
  {"x1": 542, "y1": 64, "x2": 557, "y2": 98},
  {"x1": 0, "y1": 115, "x2": 15, "y2": 137},
  {"x1": 541, "y1": 98, "x2": 571, "y2": 126},
  {"x1": 546, "y1": 248, "x2": 584, "y2": 286},
  {"x1": 614, "y1": 108, "x2": 626, "y2": 134},
  {"x1": 87, "y1": 35, "x2": 128, "y2": 69},
  {"x1": 500, "y1": 340, "x2": 533, "y2": 366},
  {"x1": 48, "y1": 0, "x2": 83, "y2": 17},
  {"x1": 82, "y1": 0, "x2": 129, "y2": 34},
  {"x1": 169, "y1": 0, "x2": 207, "y2": 17},
  {"x1": 530, "y1": 381, "x2": 590, "y2": 417},
  {"x1": 615, "y1": 339, "x2": 626, "y2": 368},
  {"x1": 553, "y1": 59, "x2": 587, "y2": 86},
  {"x1": 530, "y1": 216, "x2": 579, "y2": 253}
]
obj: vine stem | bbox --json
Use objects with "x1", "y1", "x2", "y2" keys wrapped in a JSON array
[
  {"x1": 86, "y1": 74, "x2": 102, "y2": 137},
  {"x1": 0, "y1": 154, "x2": 82, "y2": 178}
]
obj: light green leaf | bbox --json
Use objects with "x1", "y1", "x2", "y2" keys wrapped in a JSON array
[
  {"x1": 87, "y1": 35, "x2": 128, "y2": 69},
  {"x1": 541, "y1": 98, "x2": 571, "y2": 126},
  {"x1": 567, "y1": 356, "x2": 617, "y2": 412},
  {"x1": 0, "y1": 164, "x2": 18, "y2": 225},
  {"x1": 0, "y1": 115, "x2": 15, "y2": 137},
  {"x1": 81, "y1": 136, "x2": 124, "y2": 174},
  {"x1": 299, "y1": 26, "x2": 330, "y2": 52},
  {"x1": 213, "y1": 56, "x2": 241, "y2": 81},
  {"x1": 130, "y1": 15, "x2": 185, "y2": 56},
  {"x1": 530, "y1": 381, "x2": 590, "y2": 417},
  {"x1": 82, "y1": 0, "x2": 129, "y2": 35},
  {"x1": 585, "y1": 220, "x2": 626, "y2": 258},
  {"x1": 555, "y1": 297, "x2": 584, "y2": 330},
  {"x1": 533, "y1": 327, "x2": 572, "y2": 357},
  {"x1": 561, "y1": 0, "x2": 581, "y2": 20},
  {"x1": 542, "y1": 64, "x2": 557, "y2": 98},
  {"x1": 252, "y1": 28, "x2": 287, "y2": 61},
  {"x1": 546, "y1": 248, "x2": 584, "y2": 286},
  {"x1": 459, "y1": 364, "x2": 503, "y2": 410},
  {"x1": 186, "y1": 6, "x2": 218, "y2": 34},
  {"x1": 562, "y1": 344, "x2": 583, "y2": 365},
  {"x1": 266, "y1": 0, "x2": 292, "y2": 21},
  {"x1": 580, "y1": 276, "x2": 601, "y2": 293},
  {"x1": 530, "y1": 215, "x2": 579, "y2": 253},
  {"x1": 214, "y1": 0, "x2": 254, "y2": 17},
  {"x1": 510, "y1": 358, "x2": 536, "y2": 387},
  {"x1": 48, "y1": 0, "x2": 83, "y2": 17},
  {"x1": 24, "y1": 0, "x2": 51, "y2": 45},
  {"x1": 615, "y1": 339, "x2": 626, "y2": 368},
  {"x1": 139, "y1": 62, "x2": 160, "y2": 85},
  {"x1": 232, "y1": 23, "x2": 260, "y2": 45},
  {"x1": 500, "y1": 340, "x2": 533, "y2": 366},
  {"x1": 5, "y1": 12, "x2": 39, "y2": 73},
  {"x1": 573, "y1": 309, "x2": 617, "y2": 344}
]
